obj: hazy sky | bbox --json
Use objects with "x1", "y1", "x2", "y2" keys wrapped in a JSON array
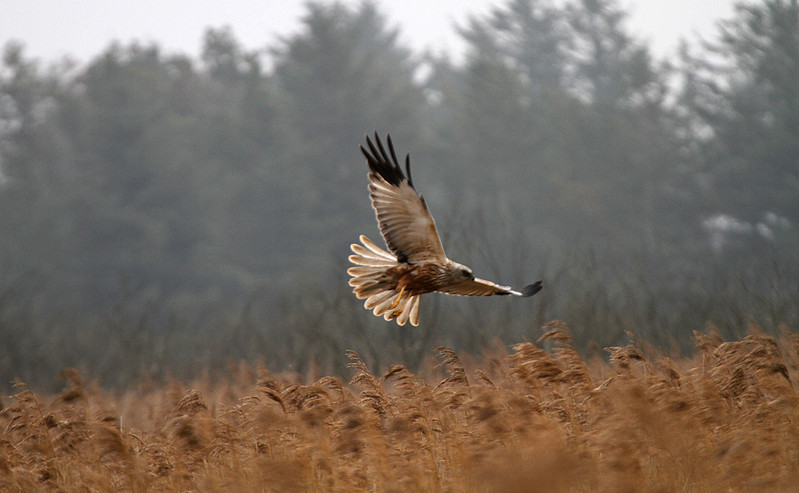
[{"x1": 2, "y1": 0, "x2": 737, "y2": 64}]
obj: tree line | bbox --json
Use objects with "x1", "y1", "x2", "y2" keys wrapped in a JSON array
[{"x1": 1, "y1": 0, "x2": 797, "y2": 390}]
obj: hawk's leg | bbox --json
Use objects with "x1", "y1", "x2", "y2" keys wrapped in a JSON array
[{"x1": 388, "y1": 285, "x2": 406, "y2": 310}]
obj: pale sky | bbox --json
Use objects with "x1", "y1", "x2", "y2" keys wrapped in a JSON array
[{"x1": 1, "y1": 0, "x2": 737, "y2": 65}]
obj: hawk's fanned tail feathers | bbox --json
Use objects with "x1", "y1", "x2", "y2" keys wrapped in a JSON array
[
  {"x1": 376, "y1": 292, "x2": 419, "y2": 326},
  {"x1": 347, "y1": 235, "x2": 421, "y2": 326},
  {"x1": 348, "y1": 235, "x2": 396, "y2": 267}
]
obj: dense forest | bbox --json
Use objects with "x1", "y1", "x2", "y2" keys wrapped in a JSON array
[{"x1": 1, "y1": 0, "x2": 798, "y2": 390}]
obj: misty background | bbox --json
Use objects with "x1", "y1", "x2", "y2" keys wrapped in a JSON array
[{"x1": 1, "y1": 0, "x2": 798, "y2": 391}]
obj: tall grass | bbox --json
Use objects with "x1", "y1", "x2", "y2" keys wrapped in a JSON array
[{"x1": 2, "y1": 323, "x2": 797, "y2": 491}]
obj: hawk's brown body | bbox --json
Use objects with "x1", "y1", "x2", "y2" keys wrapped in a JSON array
[{"x1": 387, "y1": 263, "x2": 452, "y2": 296}]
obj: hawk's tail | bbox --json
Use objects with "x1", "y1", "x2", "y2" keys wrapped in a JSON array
[{"x1": 347, "y1": 235, "x2": 420, "y2": 326}]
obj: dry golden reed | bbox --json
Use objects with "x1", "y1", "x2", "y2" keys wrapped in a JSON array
[{"x1": 2, "y1": 323, "x2": 798, "y2": 492}]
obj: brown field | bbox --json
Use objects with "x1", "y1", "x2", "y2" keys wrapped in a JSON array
[{"x1": 2, "y1": 322, "x2": 798, "y2": 492}]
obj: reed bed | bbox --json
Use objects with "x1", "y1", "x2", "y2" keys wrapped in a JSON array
[{"x1": 2, "y1": 322, "x2": 798, "y2": 492}]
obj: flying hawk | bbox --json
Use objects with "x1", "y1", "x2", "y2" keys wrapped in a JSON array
[{"x1": 348, "y1": 132, "x2": 542, "y2": 326}]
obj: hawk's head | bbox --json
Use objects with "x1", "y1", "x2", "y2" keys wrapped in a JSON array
[{"x1": 448, "y1": 261, "x2": 475, "y2": 282}]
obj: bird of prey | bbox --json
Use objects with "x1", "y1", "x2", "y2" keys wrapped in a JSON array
[{"x1": 348, "y1": 132, "x2": 542, "y2": 326}]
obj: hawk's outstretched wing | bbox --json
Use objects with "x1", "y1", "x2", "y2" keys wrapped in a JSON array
[
  {"x1": 439, "y1": 278, "x2": 543, "y2": 297},
  {"x1": 360, "y1": 133, "x2": 446, "y2": 264}
]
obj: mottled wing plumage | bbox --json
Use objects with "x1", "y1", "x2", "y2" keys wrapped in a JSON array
[
  {"x1": 360, "y1": 133, "x2": 446, "y2": 264},
  {"x1": 440, "y1": 278, "x2": 543, "y2": 297}
]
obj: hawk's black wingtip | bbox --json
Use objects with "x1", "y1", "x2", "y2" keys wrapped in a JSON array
[
  {"x1": 520, "y1": 280, "x2": 543, "y2": 297},
  {"x1": 361, "y1": 131, "x2": 413, "y2": 189}
]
